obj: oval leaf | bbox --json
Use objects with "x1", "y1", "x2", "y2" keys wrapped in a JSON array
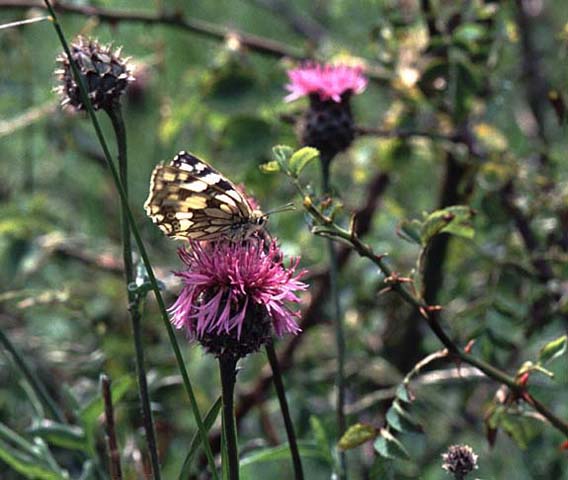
[
  {"x1": 338, "y1": 423, "x2": 377, "y2": 451},
  {"x1": 538, "y1": 335, "x2": 567, "y2": 365},
  {"x1": 272, "y1": 145, "x2": 294, "y2": 168},
  {"x1": 385, "y1": 402, "x2": 423, "y2": 434},
  {"x1": 288, "y1": 147, "x2": 319, "y2": 177},
  {"x1": 373, "y1": 428, "x2": 409, "y2": 460}
]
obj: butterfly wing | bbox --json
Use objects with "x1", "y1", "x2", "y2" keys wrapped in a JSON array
[{"x1": 144, "y1": 151, "x2": 255, "y2": 241}]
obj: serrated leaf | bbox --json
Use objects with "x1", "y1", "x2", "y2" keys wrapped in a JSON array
[
  {"x1": 288, "y1": 147, "x2": 319, "y2": 177},
  {"x1": 420, "y1": 205, "x2": 475, "y2": 245},
  {"x1": 27, "y1": 421, "x2": 86, "y2": 452},
  {"x1": 538, "y1": 335, "x2": 567, "y2": 365},
  {"x1": 272, "y1": 145, "x2": 294, "y2": 168},
  {"x1": 259, "y1": 161, "x2": 281, "y2": 173},
  {"x1": 385, "y1": 402, "x2": 423, "y2": 434},
  {"x1": 338, "y1": 423, "x2": 377, "y2": 451},
  {"x1": 373, "y1": 428, "x2": 409, "y2": 460},
  {"x1": 178, "y1": 397, "x2": 222, "y2": 480}
]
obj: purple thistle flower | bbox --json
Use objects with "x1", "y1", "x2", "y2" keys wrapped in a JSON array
[
  {"x1": 285, "y1": 63, "x2": 368, "y2": 103},
  {"x1": 169, "y1": 238, "x2": 307, "y2": 356}
]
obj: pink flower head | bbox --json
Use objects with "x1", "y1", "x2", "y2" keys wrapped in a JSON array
[
  {"x1": 169, "y1": 239, "x2": 307, "y2": 343},
  {"x1": 285, "y1": 63, "x2": 368, "y2": 103}
]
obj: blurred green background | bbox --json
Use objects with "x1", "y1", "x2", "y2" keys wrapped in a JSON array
[{"x1": 1, "y1": 0, "x2": 568, "y2": 478}]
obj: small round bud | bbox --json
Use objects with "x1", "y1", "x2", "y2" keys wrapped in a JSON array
[{"x1": 441, "y1": 444, "x2": 479, "y2": 479}]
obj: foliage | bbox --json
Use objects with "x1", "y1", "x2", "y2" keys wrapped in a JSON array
[{"x1": 1, "y1": 0, "x2": 568, "y2": 479}]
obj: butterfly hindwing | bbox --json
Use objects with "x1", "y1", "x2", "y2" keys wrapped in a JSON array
[{"x1": 144, "y1": 151, "x2": 262, "y2": 241}]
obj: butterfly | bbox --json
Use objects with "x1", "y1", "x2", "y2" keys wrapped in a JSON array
[{"x1": 144, "y1": 151, "x2": 267, "y2": 241}]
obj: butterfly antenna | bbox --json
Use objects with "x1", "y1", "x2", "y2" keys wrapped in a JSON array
[{"x1": 263, "y1": 202, "x2": 296, "y2": 217}]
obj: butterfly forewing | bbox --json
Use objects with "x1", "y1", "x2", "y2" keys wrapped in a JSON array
[{"x1": 144, "y1": 151, "x2": 263, "y2": 241}]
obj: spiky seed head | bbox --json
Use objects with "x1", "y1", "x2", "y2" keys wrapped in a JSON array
[{"x1": 55, "y1": 36, "x2": 134, "y2": 111}]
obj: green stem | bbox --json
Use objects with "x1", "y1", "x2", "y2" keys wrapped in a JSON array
[
  {"x1": 0, "y1": 328, "x2": 65, "y2": 423},
  {"x1": 320, "y1": 155, "x2": 347, "y2": 480},
  {"x1": 265, "y1": 341, "x2": 304, "y2": 480},
  {"x1": 106, "y1": 106, "x2": 161, "y2": 480},
  {"x1": 219, "y1": 356, "x2": 239, "y2": 480},
  {"x1": 43, "y1": 4, "x2": 219, "y2": 477}
]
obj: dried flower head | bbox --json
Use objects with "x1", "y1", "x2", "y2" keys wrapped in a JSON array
[
  {"x1": 55, "y1": 36, "x2": 134, "y2": 111},
  {"x1": 442, "y1": 444, "x2": 479, "y2": 479},
  {"x1": 285, "y1": 63, "x2": 367, "y2": 158},
  {"x1": 169, "y1": 238, "x2": 307, "y2": 359},
  {"x1": 285, "y1": 63, "x2": 367, "y2": 103}
]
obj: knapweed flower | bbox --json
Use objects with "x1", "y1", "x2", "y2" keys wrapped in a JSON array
[
  {"x1": 55, "y1": 36, "x2": 134, "y2": 111},
  {"x1": 169, "y1": 238, "x2": 307, "y2": 359},
  {"x1": 284, "y1": 63, "x2": 367, "y2": 158},
  {"x1": 441, "y1": 444, "x2": 479, "y2": 479},
  {"x1": 285, "y1": 63, "x2": 368, "y2": 103}
]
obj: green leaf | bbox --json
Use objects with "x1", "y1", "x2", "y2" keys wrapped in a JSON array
[
  {"x1": 395, "y1": 384, "x2": 412, "y2": 404},
  {"x1": 79, "y1": 376, "x2": 133, "y2": 434},
  {"x1": 0, "y1": 425, "x2": 67, "y2": 480},
  {"x1": 240, "y1": 442, "x2": 328, "y2": 468},
  {"x1": 78, "y1": 461, "x2": 95, "y2": 480},
  {"x1": 420, "y1": 205, "x2": 476, "y2": 245},
  {"x1": 385, "y1": 402, "x2": 423, "y2": 434},
  {"x1": 27, "y1": 422, "x2": 86, "y2": 452},
  {"x1": 178, "y1": 397, "x2": 222, "y2": 480},
  {"x1": 373, "y1": 428, "x2": 409, "y2": 460},
  {"x1": 309, "y1": 416, "x2": 333, "y2": 465},
  {"x1": 453, "y1": 23, "x2": 486, "y2": 44},
  {"x1": 259, "y1": 161, "x2": 281, "y2": 173},
  {"x1": 338, "y1": 423, "x2": 377, "y2": 451},
  {"x1": 272, "y1": 145, "x2": 294, "y2": 169},
  {"x1": 288, "y1": 147, "x2": 319, "y2": 177},
  {"x1": 538, "y1": 335, "x2": 567, "y2": 365},
  {"x1": 397, "y1": 219, "x2": 422, "y2": 245}
]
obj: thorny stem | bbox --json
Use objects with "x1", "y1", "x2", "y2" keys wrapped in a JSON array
[
  {"x1": 320, "y1": 155, "x2": 347, "y2": 480},
  {"x1": 292, "y1": 175, "x2": 568, "y2": 439},
  {"x1": 43, "y1": 4, "x2": 219, "y2": 477},
  {"x1": 265, "y1": 341, "x2": 304, "y2": 480},
  {"x1": 106, "y1": 106, "x2": 161, "y2": 480},
  {"x1": 101, "y1": 374, "x2": 123, "y2": 480},
  {"x1": 219, "y1": 356, "x2": 239, "y2": 480}
]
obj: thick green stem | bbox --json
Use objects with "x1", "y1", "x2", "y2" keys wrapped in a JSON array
[
  {"x1": 320, "y1": 155, "x2": 347, "y2": 480},
  {"x1": 106, "y1": 106, "x2": 161, "y2": 480},
  {"x1": 219, "y1": 356, "x2": 239, "y2": 480},
  {"x1": 43, "y1": 4, "x2": 218, "y2": 477},
  {"x1": 265, "y1": 342, "x2": 304, "y2": 480},
  {"x1": 0, "y1": 328, "x2": 65, "y2": 422}
]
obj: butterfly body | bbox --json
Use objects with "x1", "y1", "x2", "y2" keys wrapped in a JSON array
[{"x1": 144, "y1": 151, "x2": 266, "y2": 241}]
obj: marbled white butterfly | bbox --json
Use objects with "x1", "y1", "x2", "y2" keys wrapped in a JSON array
[{"x1": 144, "y1": 151, "x2": 266, "y2": 241}]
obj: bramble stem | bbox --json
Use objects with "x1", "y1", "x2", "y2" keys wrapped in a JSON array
[
  {"x1": 219, "y1": 356, "x2": 239, "y2": 480},
  {"x1": 320, "y1": 155, "x2": 347, "y2": 480},
  {"x1": 265, "y1": 341, "x2": 304, "y2": 480},
  {"x1": 106, "y1": 106, "x2": 161, "y2": 480},
  {"x1": 101, "y1": 374, "x2": 123, "y2": 480}
]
